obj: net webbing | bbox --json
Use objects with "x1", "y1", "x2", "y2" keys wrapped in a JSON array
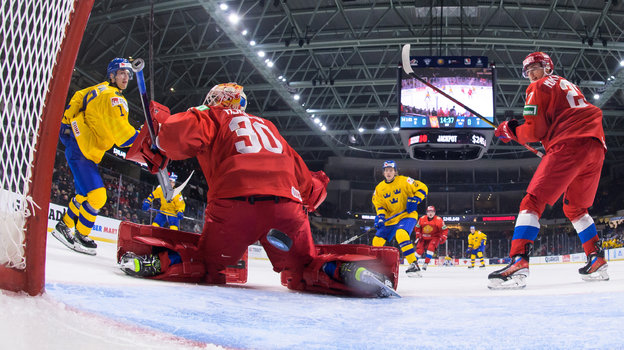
[{"x1": 0, "y1": 0, "x2": 76, "y2": 269}]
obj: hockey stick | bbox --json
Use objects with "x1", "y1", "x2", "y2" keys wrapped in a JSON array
[
  {"x1": 400, "y1": 44, "x2": 544, "y2": 158},
  {"x1": 341, "y1": 210, "x2": 407, "y2": 244},
  {"x1": 131, "y1": 59, "x2": 191, "y2": 201}
]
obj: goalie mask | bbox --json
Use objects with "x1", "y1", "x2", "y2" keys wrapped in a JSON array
[
  {"x1": 107, "y1": 58, "x2": 133, "y2": 80},
  {"x1": 204, "y1": 83, "x2": 247, "y2": 111},
  {"x1": 522, "y1": 52, "x2": 553, "y2": 78}
]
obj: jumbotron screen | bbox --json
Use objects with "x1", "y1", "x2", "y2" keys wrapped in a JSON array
[{"x1": 399, "y1": 57, "x2": 495, "y2": 129}]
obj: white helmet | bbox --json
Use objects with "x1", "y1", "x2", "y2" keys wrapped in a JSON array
[{"x1": 203, "y1": 83, "x2": 247, "y2": 111}]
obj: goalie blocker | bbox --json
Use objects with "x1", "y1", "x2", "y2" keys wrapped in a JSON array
[{"x1": 117, "y1": 222, "x2": 400, "y2": 297}]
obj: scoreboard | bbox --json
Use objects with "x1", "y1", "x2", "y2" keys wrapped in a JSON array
[{"x1": 398, "y1": 55, "x2": 496, "y2": 161}]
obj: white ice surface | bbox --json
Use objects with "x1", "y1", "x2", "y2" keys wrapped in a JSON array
[{"x1": 2, "y1": 234, "x2": 624, "y2": 349}]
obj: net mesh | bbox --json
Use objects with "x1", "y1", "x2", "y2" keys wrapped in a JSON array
[{"x1": 0, "y1": 0, "x2": 76, "y2": 269}]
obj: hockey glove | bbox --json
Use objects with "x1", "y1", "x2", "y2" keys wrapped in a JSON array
[
  {"x1": 406, "y1": 196, "x2": 421, "y2": 213},
  {"x1": 494, "y1": 119, "x2": 519, "y2": 143},
  {"x1": 125, "y1": 125, "x2": 170, "y2": 174},
  {"x1": 142, "y1": 200, "x2": 151, "y2": 211},
  {"x1": 440, "y1": 235, "x2": 447, "y2": 245},
  {"x1": 374, "y1": 214, "x2": 386, "y2": 230},
  {"x1": 177, "y1": 212, "x2": 184, "y2": 220},
  {"x1": 305, "y1": 171, "x2": 330, "y2": 212},
  {"x1": 149, "y1": 100, "x2": 171, "y2": 124}
]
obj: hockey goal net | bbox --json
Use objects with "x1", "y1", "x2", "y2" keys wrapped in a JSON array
[{"x1": 0, "y1": 0, "x2": 93, "y2": 295}]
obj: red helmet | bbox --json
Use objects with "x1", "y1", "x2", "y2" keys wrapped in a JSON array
[
  {"x1": 522, "y1": 52, "x2": 553, "y2": 78},
  {"x1": 427, "y1": 206, "x2": 435, "y2": 212}
]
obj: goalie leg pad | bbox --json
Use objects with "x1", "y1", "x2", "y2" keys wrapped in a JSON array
[
  {"x1": 281, "y1": 244, "x2": 400, "y2": 297},
  {"x1": 117, "y1": 221, "x2": 247, "y2": 283}
]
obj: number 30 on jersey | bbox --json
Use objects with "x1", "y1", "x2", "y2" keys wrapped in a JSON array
[{"x1": 229, "y1": 115, "x2": 283, "y2": 154}]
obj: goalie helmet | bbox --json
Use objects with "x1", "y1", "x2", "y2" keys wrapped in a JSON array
[
  {"x1": 522, "y1": 52, "x2": 553, "y2": 78},
  {"x1": 107, "y1": 58, "x2": 133, "y2": 80},
  {"x1": 204, "y1": 83, "x2": 247, "y2": 111}
]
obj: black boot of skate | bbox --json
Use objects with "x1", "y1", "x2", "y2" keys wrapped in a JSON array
[
  {"x1": 72, "y1": 232, "x2": 97, "y2": 256},
  {"x1": 405, "y1": 261, "x2": 422, "y2": 277},
  {"x1": 339, "y1": 262, "x2": 400, "y2": 298},
  {"x1": 488, "y1": 243, "x2": 532, "y2": 290},
  {"x1": 119, "y1": 252, "x2": 162, "y2": 277},
  {"x1": 51, "y1": 221, "x2": 75, "y2": 249},
  {"x1": 579, "y1": 242, "x2": 609, "y2": 281}
]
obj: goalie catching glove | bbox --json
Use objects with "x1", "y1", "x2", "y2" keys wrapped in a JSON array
[
  {"x1": 305, "y1": 171, "x2": 330, "y2": 212},
  {"x1": 125, "y1": 101, "x2": 171, "y2": 174},
  {"x1": 495, "y1": 119, "x2": 519, "y2": 143}
]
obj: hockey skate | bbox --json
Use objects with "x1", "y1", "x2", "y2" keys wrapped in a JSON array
[
  {"x1": 579, "y1": 244, "x2": 609, "y2": 282},
  {"x1": 339, "y1": 262, "x2": 400, "y2": 298},
  {"x1": 71, "y1": 232, "x2": 97, "y2": 256},
  {"x1": 487, "y1": 255, "x2": 529, "y2": 290},
  {"x1": 51, "y1": 221, "x2": 75, "y2": 249},
  {"x1": 119, "y1": 252, "x2": 162, "y2": 277},
  {"x1": 405, "y1": 261, "x2": 422, "y2": 277},
  {"x1": 479, "y1": 264, "x2": 486, "y2": 268},
  {"x1": 422, "y1": 263, "x2": 428, "y2": 271}
]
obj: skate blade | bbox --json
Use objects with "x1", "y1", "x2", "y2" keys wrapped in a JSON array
[
  {"x1": 488, "y1": 275, "x2": 527, "y2": 290},
  {"x1": 360, "y1": 272, "x2": 401, "y2": 298},
  {"x1": 69, "y1": 243, "x2": 97, "y2": 256},
  {"x1": 51, "y1": 230, "x2": 75, "y2": 249},
  {"x1": 581, "y1": 266, "x2": 609, "y2": 282},
  {"x1": 406, "y1": 270, "x2": 423, "y2": 278}
]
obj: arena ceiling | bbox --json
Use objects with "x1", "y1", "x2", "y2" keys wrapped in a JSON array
[{"x1": 73, "y1": 0, "x2": 624, "y2": 169}]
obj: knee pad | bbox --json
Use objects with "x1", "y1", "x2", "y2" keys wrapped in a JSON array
[
  {"x1": 519, "y1": 193, "x2": 546, "y2": 217},
  {"x1": 395, "y1": 229, "x2": 410, "y2": 244},
  {"x1": 74, "y1": 194, "x2": 87, "y2": 205},
  {"x1": 477, "y1": 251, "x2": 483, "y2": 258},
  {"x1": 563, "y1": 203, "x2": 587, "y2": 222},
  {"x1": 372, "y1": 236, "x2": 386, "y2": 247},
  {"x1": 86, "y1": 187, "x2": 107, "y2": 210}
]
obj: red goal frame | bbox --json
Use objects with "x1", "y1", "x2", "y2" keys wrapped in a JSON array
[{"x1": 0, "y1": 0, "x2": 94, "y2": 296}]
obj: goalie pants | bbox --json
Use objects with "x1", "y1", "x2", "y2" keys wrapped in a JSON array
[
  {"x1": 510, "y1": 138, "x2": 605, "y2": 256},
  {"x1": 198, "y1": 197, "x2": 316, "y2": 286}
]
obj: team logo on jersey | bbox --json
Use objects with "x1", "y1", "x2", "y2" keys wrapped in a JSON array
[
  {"x1": 110, "y1": 97, "x2": 128, "y2": 111},
  {"x1": 406, "y1": 177, "x2": 414, "y2": 184},
  {"x1": 393, "y1": 189, "x2": 401, "y2": 195},
  {"x1": 423, "y1": 225, "x2": 433, "y2": 233},
  {"x1": 383, "y1": 193, "x2": 391, "y2": 199},
  {"x1": 70, "y1": 120, "x2": 80, "y2": 136},
  {"x1": 523, "y1": 105, "x2": 537, "y2": 116},
  {"x1": 390, "y1": 198, "x2": 398, "y2": 204}
]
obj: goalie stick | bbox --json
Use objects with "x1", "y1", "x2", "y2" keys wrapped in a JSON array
[
  {"x1": 341, "y1": 210, "x2": 407, "y2": 244},
  {"x1": 400, "y1": 44, "x2": 544, "y2": 158},
  {"x1": 131, "y1": 59, "x2": 192, "y2": 200}
]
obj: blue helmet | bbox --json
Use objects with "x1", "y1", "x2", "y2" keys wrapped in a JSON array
[
  {"x1": 169, "y1": 172, "x2": 178, "y2": 182},
  {"x1": 107, "y1": 58, "x2": 133, "y2": 80},
  {"x1": 382, "y1": 160, "x2": 396, "y2": 169}
]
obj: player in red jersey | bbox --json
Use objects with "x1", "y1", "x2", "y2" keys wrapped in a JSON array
[
  {"x1": 489, "y1": 52, "x2": 608, "y2": 289},
  {"x1": 119, "y1": 83, "x2": 400, "y2": 297},
  {"x1": 413, "y1": 206, "x2": 448, "y2": 270}
]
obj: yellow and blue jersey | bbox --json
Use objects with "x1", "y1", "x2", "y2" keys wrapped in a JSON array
[
  {"x1": 146, "y1": 186, "x2": 186, "y2": 216},
  {"x1": 372, "y1": 175, "x2": 428, "y2": 226},
  {"x1": 468, "y1": 231, "x2": 487, "y2": 249},
  {"x1": 63, "y1": 81, "x2": 137, "y2": 164}
]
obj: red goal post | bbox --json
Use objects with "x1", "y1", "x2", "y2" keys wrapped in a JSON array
[{"x1": 0, "y1": 0, "x2": 94, "y2": 295}]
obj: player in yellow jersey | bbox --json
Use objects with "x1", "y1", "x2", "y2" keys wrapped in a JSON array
[
  {"x1": 467, "y1": 226, "x2": 487, "y2": 268},
  {"x1": 52, "y1": 58, "x2": 139, "y2": 255},
  {"x1": 142, "y1": 173, "x2": 186, "y2": 230},
  {"x1": 372, "y1": 160, "x2": 428, "y2": 277}
]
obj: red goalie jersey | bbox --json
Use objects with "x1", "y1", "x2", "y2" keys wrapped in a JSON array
[
  {"x1": 516, "y1": 74, "x2": 606, "y2": 152},
  {"x1": 414, "y1": 215, "x2": 448, "y2": 243},
  {"x1": 158, "y1": 105, "x2": 316, "y2": 205}
]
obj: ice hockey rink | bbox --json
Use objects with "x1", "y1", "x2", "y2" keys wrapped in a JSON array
[{"x1": 1, "y1": 234, "x2": 623, "y2": 350}]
